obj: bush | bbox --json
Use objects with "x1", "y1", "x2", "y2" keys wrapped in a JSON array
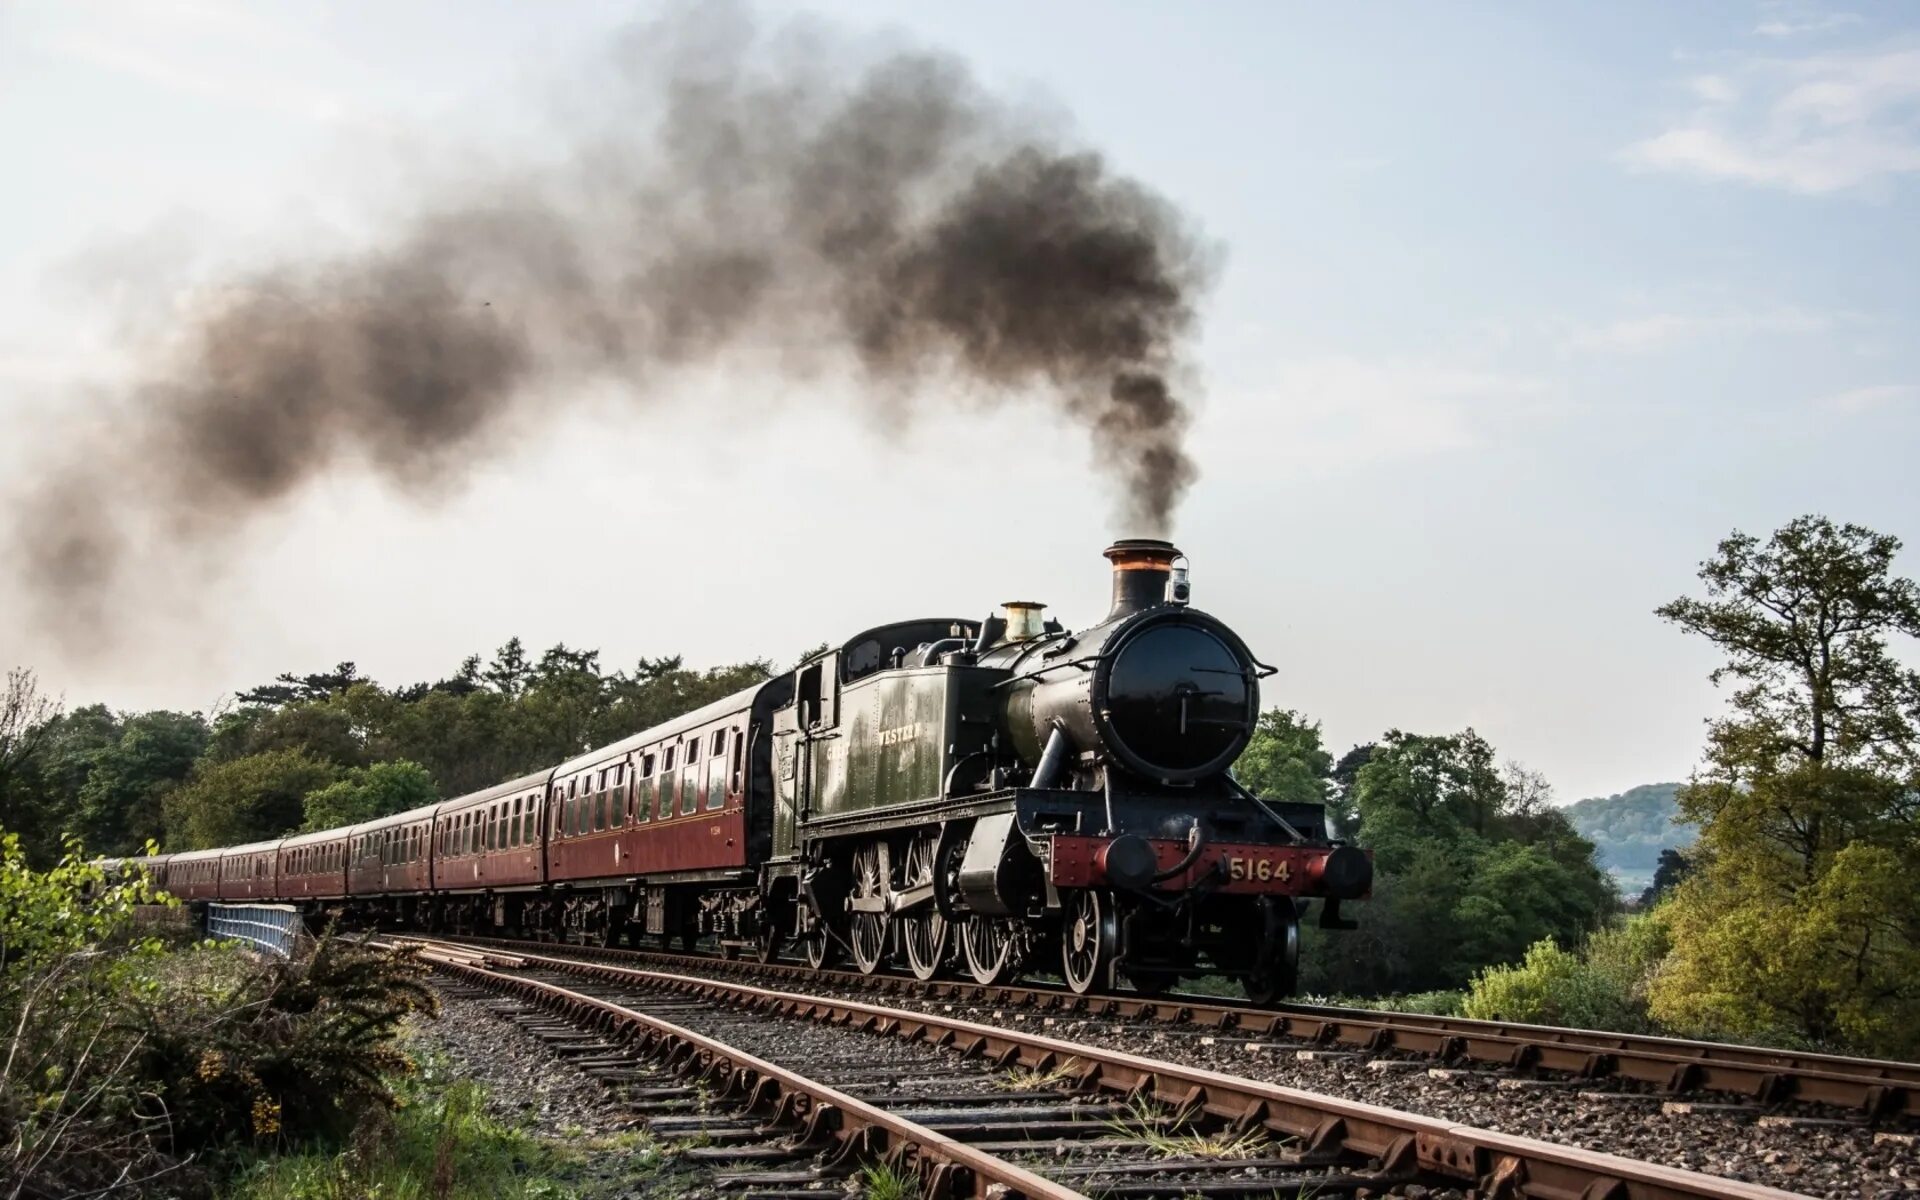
[
  {"x1": 1, "y1": 832, "x2": 436, "y2": 1197},
  {"x1": 1462, "y1": 937, "x2": 1642, "y2": 1031}
]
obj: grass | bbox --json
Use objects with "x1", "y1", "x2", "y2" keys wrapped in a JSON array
[
  {"x1": 854, "y1": 1160, "x2": 922, "y2": 1200},
  {"x1": 224, "y1": 1048, "x2": 673, "y2": 1200},
  {"x1": 1100, "y1": 1095, "x2": 1271, "y2": 1161},
  {"x1": 997, "y1": 1057, "x2": 1082, "y2": 1092}
]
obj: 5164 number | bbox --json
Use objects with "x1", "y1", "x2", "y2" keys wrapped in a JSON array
[{"x1": 1225, "y1": 856, "x2": 1292, "y2": 884}]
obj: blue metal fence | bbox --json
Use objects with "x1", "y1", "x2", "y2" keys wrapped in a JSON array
[{"x1": 206, "y1": 904, "x2": 306, "y2": 959}]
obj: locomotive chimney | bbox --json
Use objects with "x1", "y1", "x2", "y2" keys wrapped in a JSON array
[{"x1": 1103, "y1": 538, "x2": 1180, "y2": 620}]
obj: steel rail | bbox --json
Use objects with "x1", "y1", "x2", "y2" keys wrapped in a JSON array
[
  {"x1": 424, "y1": 932, "x2": 1920, "y2": 1117},
  {"x1": 406, "y1": 945, "x2": 1084, "y2": 1200},
  {"x1": 410, "y1": 938, "x2": 1809, "y2": 1200}
]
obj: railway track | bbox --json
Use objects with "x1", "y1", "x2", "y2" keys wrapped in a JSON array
[
  {"x1": 395, "y1": 936, "x2": 1807, "y2": 1200},
  {"x1": 399, "y1": 931, "x2": 1920, "y2": 1120}
]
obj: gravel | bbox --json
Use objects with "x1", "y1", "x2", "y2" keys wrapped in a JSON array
[{"x1": 405, "y1": 990, "x2": 646, "y2": 1139}]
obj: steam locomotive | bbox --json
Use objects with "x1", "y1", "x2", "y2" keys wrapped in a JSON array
[{"x1": 120, "y1": 540, "x2": 1370, "y2": 999}]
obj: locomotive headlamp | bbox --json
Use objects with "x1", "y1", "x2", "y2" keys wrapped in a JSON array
[{"x1": 1167, "y1": 558, "x2": 1190, "y2": 606}]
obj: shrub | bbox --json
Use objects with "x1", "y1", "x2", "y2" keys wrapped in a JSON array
[
  {"x1": 1, "y1": 832, "x2": 436, "y2": 1197},
  {"x1": 1462, "y1": 938, "x2": 1639, "y2": 1030}
]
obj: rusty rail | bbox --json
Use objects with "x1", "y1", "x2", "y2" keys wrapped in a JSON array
[
  {"x1": 411, "y1": 946, "x2": 1082, "y2": 1200},
  {"x1": 414, "y1": 939, "x2": 1808, "y2": 1200},
  {"x1": 427, "y1": 932, "x2": 1920, "y2": 1118}
]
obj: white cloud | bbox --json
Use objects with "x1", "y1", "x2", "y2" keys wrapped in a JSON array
[
  {"x1": 1754, "y1": 12, "x2": 1864, "y2": 38},
  {"x1": 1622, "y1": 41, "x2": 1920, "y2": 193},
  {"x1": 1563, "y1": 308, "x2": 1835, "y2": 353},
  {"x1": 1814, "y1": 383, "x2": 1917, "y2": 412}
]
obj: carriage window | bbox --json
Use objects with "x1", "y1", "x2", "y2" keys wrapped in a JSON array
[
  {"x1": 712, "y1": 730, "x2": 726, "y2": 756},
  {"x1": 663, "y1": 745, "x2": 675, "y2": 771},
  {"x1": 731, "y1": 728, "x2": 744, "y2": 795},
  {"x1": 510, "y1": 797, "x2": 521, "y2": 847},
  {"x1": 610, "y1": 769, "x2": 625, "y2": 828},
  {"x1": 706, "y1": 742, "x2": 727, "y2": 810},
  {"x1": 680, "y1": 749, "x2": 698, "y2": 815},
  {"x1": 524, "y1": 796, "x2": 536, "y2": 843},
  {"x1": 593, "y1": 784, "x2": 607, "y2": 831}
]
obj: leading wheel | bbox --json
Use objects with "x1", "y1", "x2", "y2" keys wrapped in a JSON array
[
  {"x1": 898, "y1": 832, "x2": 948, "y2": 981},
  {"x1": 1242, "y1": 898, "x2": 1301, "y2": 1004},
  {"x1": 1061, "y1": 889, "x2": 1118, "y2": 995}
]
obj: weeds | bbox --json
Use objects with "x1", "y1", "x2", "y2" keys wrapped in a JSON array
[
  {"x1": 996, "y1": 1058, "x2": 1081, "y2": 1092},
  {"x1": 1100, "y1": 1095, "x2": 1270, "y2": 1160},
  {"x1": 854, "y1": 1160, "x2": 922, "y2": 1200}
]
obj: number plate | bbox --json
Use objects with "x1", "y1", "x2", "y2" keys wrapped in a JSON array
[{"x1": 1224, "y1": 854, "x2": 1293, "y2": 884}]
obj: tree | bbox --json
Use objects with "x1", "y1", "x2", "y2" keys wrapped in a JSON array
[
  {"x1": 1233, "y1": 709, "x2": 1333, "y2": 808},
  {"x1": 1299, "y1": 727, "x2": 1613, "y2": 996},
  {"x1": 236, "y1": 661, "x2": 362, "y2": 708},
  {"x1": 163, "y1": 750, "x2": 338, "y2": 850},
  {"x1": 1639, "y1": 847, "x2": 1691, "y2": 907},
  {"x1": 1648, "y1": 515, "x2": 1920, "y2": 1054},
  {"x1": 73, "y1": 710, "x2": 210, "y2": 854},
  {"x1": 482, "y1": 638, "x2": 532, "y2": 697},
  {"x1": 302, "y1": 761, "x2": 438, "y2": 831},
  {"x1": 0, "y1": 671, "x2": 61, "y2": 858}
]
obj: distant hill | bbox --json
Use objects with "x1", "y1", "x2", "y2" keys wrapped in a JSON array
[{"x1": 1563, "y1": 783, "x2": 1695, "y2": 894}]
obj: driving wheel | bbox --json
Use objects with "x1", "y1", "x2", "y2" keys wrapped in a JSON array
[
  {"x1": 898, "y1": 832, "x2": 948, "y2": 980},
  {"x1": 848, "y1": 841, "x2": 890, "y2": 975}
]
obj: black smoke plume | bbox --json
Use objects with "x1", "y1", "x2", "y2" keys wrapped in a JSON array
[{"x1": 16, "y1": 6, "x2": 1211, "y2": 641}]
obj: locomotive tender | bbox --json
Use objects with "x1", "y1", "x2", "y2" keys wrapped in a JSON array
[{"x1": 121, "y1": 541, "x2": 1370, "y2": 998}]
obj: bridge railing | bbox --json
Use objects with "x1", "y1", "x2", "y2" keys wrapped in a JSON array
[{"x1": 205, "y1": 904, "x2": 307, "y2": 959}]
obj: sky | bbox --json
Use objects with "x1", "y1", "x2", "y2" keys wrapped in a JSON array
[{"x1": 1, "y1": 0, "x2": 1916, "y2": 803}]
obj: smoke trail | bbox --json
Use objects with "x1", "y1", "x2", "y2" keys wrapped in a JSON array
[{"x1": 15, "y1": 6, "x2": 1211, "y2": 641}]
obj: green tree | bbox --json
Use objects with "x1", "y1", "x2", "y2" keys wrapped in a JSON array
[
  {"x1": 1302, "y1": 728, "x2": 1612, "y2": 996},
  {"x1": 303, "y1": 761, "x2": 439, "y2": 831},
  {"x1": 1649, "y1": 515, "x2": 1920, "y2": 1054},
  {"x1": 1638, "y1": 847, "x2": 1691, "y2": 907},
  {"x1": 1233, "y1": 709, "x2": 1334, "y2": 807},
  {"x1": 73, "y1": 710, "x2": 210, "y2": 854},
  {"x1": 163, "y1": 749, "x2": 339, "y2": 849}
]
